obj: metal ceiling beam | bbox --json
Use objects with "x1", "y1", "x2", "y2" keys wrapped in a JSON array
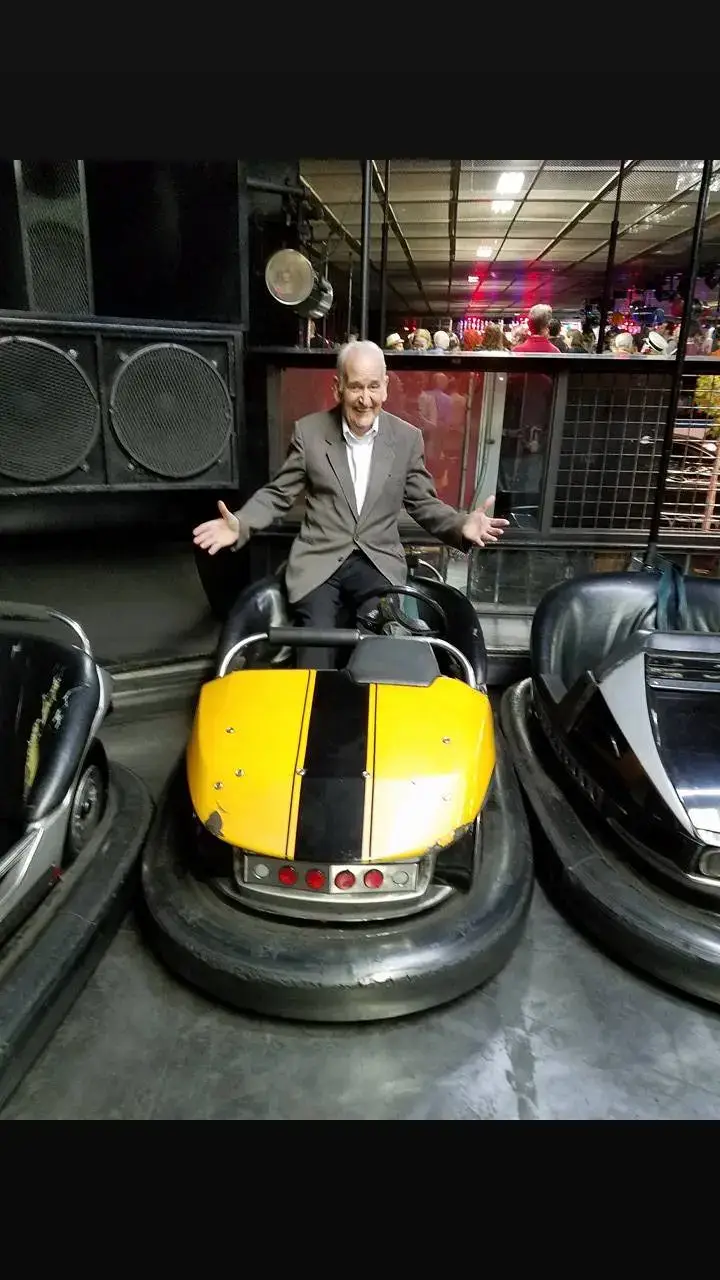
[
  {"x1": 299, "y1": 174, "x2": 412, "y2": 311},
  {"x1": 562, "y1": 162, "x2": 717, "y2": 274},
  {"x1": 529, "y1": 160, "x2": 642, "y2": 266},
  {"x1": 370, "y1": 160, "x2": 434, "y2": 316},
  {"x1": 504, "y1": 160, "x2": 643, "y2": 307},
  {"x1": 492, "y1": 160, "x2": 547, "y2": 276},
  {"x1": 531, "y1": 168, "x2": 720, "y2": 314},
  {"x1": 621, "y1": 206, "x2": 720, "y2": 268},
  {"x1": 445, "y1": 159, "x2": 461, "y2": 313}
]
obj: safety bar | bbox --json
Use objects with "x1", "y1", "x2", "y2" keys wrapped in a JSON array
[
  {"x1": 0, "y1": 601, "x2": 92, "y2": 656},
  {"x1": 267, "y1": 627, "x2": 362, "y2": 647},
  {"x1": 410, "y1": 559, "x2": 445, "y2": 583},
  {"x1": 217, "y1": 629, "x2": 477, "y2": 688},
  {"x1": 217, "y1": 630, "x2": 365, "y2": 677}
]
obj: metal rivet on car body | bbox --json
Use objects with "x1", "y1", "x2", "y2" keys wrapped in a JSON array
[
  {"x1": 235, "y1": 769, "x2": 244, "y2": 777},
  {"x1": 214, "y1": 781, "x2": 223, "y2": 790}
]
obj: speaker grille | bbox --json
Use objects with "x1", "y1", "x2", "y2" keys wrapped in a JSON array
[
  {"x1": 109, "y1": 344, "x2": 233, "y2": 479},
  {"x1": 28, "y1": 221, "x2": 90, "y2": 314},
  {"x1": 18, "y1": 161, "x2": 91, "y2": 314},
  {"x1": 0, "y1": 336, "x2": 100, "y2": 482}
]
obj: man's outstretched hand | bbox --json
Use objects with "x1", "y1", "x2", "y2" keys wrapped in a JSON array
[
  {"x1": 193, "y1": 501, "x2": 240, "y2": 555},
  {"x1": 461, "y1": 496, "x2": 510, "y2": 547}
]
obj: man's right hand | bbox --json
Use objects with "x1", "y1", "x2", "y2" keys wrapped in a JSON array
[{"x1": 192, "y1": 501, "x2": 240, "y2": 555}]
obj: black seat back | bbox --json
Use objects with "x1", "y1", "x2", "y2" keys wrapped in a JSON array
[
  {"x1": 532, "y1": 570, "x2": 720, "y2": 695},
  {"x1": 0, "y1": 631, "x2": 101, "y2": 831},
  {"x1": 401, "y1": 577, "x2": 487, "y2": 686},
  {"x1": 216, "y1": 571, "x2": 291, "y2": 672},
  {"x1": 217, "y1": 570, "x2": 488, "y2": 684}
]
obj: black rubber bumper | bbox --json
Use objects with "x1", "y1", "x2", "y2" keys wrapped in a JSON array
[
  {"x1": 139, "y1": 733, "x2": 534, "y2": 1022},
  {"x1": 501, "y1": 678, "x2": 720, "y2": 1006},
  {"x1": 0, "y1": 764, "x2": 154, "y2": 1111}
]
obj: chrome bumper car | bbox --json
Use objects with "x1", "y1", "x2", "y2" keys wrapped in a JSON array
[
  {"x1": 501, "y1": 567, "x2": 720, "y2": 1004},
  {"x1": 0, "y1": 603, "x2": 153, "y2": 1107}
]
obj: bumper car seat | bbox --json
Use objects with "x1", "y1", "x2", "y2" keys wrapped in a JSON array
[
  {"x1": 531, "y1": 568, "x2": 720, "y2": 714},
  {"x1": 0, "y1": 629, "x2": 104, "y2": 865}
]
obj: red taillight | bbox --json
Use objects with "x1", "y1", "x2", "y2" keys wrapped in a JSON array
[
  {"x1": 278, "y1": 865, "x2": 297, "y2": 887},
  {"x1": 305, "y1": 869, "x2": 326, "y2": 891},
  {"x1": 364, "y1": 869, "x2": 384, "y2": 889},
  {"x1": 334, "y1": 870, "x2": 356, "y2": 890}
]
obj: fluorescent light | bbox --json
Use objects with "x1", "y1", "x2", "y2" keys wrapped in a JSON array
[
  {"x1": 496, "y1": 171, "x2": 524, "y2": 195},
  {"x1": 467, "y1": 275, "x2": 480, "y2": 284},
  {"x1": 476, "y1": 245, "x2": 493, "y2": 259},
  {"x1": 492, "y1": 200, "x2": 514, "y2": 214}
]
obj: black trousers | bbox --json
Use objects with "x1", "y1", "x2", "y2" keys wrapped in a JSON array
[{"x1": 293, "y1": 550, "x2": 392, "y2": 669}]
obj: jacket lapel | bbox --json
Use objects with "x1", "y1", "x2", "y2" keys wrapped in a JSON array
[
  {"x1": 325, "y1": 410, "x2": 358, "y2": 519},
  {"x1": 359, "y1": 412, "x2": 396, "y2": 522}
]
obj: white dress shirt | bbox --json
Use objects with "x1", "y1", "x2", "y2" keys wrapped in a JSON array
[{"x1": 342, "y1": 416, "x2": 379, "y2": 515}]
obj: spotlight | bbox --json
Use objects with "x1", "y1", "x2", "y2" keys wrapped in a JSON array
[{"x1": 265, "y1": 249, "x2": 334, "y2": 319}]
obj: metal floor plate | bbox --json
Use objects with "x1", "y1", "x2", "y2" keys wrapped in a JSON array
[{"x1": 4, "y1": 702, "x2": 720, "y2": 1120}]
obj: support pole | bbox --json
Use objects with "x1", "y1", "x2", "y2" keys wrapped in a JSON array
[
  {"x1": 645, "y1": 159, "x2": 715, "y2": 562},
  {"x1": 359, "y1": 160, "x2": 372, "y2": 340},
  {"x1": 595, "y1": 160, "x2": 626, "y2": 355},
  {"x1": 379, "y1": 159, "x2": 390, "y2": 344}
]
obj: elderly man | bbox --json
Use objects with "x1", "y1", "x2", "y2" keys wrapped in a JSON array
[{"x1": 193, "y1": 340, "x2": 508, "y2": 667}]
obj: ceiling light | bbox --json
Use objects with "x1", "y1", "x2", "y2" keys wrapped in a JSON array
[
  {"x1": 467, "y1": 275, "x2": 480, "y2": 283},
  {"x1": 496, "y1": 171, "x2": 525, "y2": 195},
  {"x1": 476, "y1": 246, "x2": 493, "y2": 259},
  {"x1": 492, "y1": 200, "x2": 514, "y2": 214}
]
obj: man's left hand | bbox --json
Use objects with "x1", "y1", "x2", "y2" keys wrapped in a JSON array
[{"x1": 461, "y1": 496, "x2": 510, "y2": 547}]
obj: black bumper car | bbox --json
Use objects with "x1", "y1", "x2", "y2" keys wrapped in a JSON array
[
  {"x1": 0, "y1": 603, "x2": 153, "y2": 1108},
  {"x1": 501, "y1": 567, "x2": 720, "y2": 1004},
  {"x1": 140, "y1": 565, "x2": 533, "y2": 1022}
]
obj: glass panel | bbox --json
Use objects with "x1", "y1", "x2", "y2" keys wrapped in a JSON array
[
  {"x1": 496, "y1": 371, "x2": 556, "y2": 528},
  {"x1": 273, "y1": 365, "x2": 487, "y2": 508},
  {"x1": 467, "y1": 546, "x2": 637, "y2": 610}
]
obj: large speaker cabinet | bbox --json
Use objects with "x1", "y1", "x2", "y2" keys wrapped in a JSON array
[
  {"x1": 0, "y1": 160, "x2": 247, "y2": 325},
  {"x1": 0, "y1": 319, "x2": 241, "y2": 496}
]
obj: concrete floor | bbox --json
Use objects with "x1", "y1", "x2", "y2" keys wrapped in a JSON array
[{"x1": 4, "y1": 700, "x2": 720, "y2": 1121}]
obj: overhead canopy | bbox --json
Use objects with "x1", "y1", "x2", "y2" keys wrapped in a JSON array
[{"x1": 300, "y1": 159, "x2": 720, "y2": 319}]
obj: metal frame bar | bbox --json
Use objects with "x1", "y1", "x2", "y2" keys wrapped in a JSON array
[
  {"x1": 236, "y1": 161, "x2": 250, "y2": 332},
  {"x1": 299, "y1": 174, "x2": 411, "y2": 312},
  {"x1": 646, "y1": 158, "x2": 716, "y2": 558},
  {"x1": 359, "y1": 161, "x2": 372, "y2": 340},
  {"x1": 595, "y1": 160, "x2": 626, "y2": 353},
  {"x1": 379, "y1": 159, "x2": 390, "y2": 343},
  {"x1": 470, "y1": 371, "x2": 507, "y2": 511},
  {"x1": 446, "y1": 160, "x2": 461, "y2": 314},
  {"x1": 369, "y1": 160, "x2": 434, "y2": 317},
  {"x1": 539, "y1": 372, "x2": 569, "y2": 533}
]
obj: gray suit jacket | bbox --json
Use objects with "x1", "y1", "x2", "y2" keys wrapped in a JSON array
[{"x1": 233, "y1": 408, "x2": 467, "y2": 604}]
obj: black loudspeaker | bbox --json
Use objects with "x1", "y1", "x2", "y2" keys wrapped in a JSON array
[
  {"x1": 84, "y1": 161, "x2": 244, "y2": 324},
  {"x1": 0, "y1": 161, "x2": 94, "y2": 315},
  {"x1": 0, "y1": 161, "x2": 248, "y2": 325},
  {"x1": 0, "y1": 323, "x2": 240, "y2": 495}
]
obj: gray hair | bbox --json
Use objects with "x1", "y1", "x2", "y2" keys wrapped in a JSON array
[
  {"x1": 336, "y1": 340, "x2": 387, "y2": 380},
  {"x1": 527, "y1": 303, "x2": 553, "y2": 335}
]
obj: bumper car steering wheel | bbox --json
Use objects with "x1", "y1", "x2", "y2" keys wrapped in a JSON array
[{"x1": 355, "y1": 582, "x2": 448, "y2": 639}]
